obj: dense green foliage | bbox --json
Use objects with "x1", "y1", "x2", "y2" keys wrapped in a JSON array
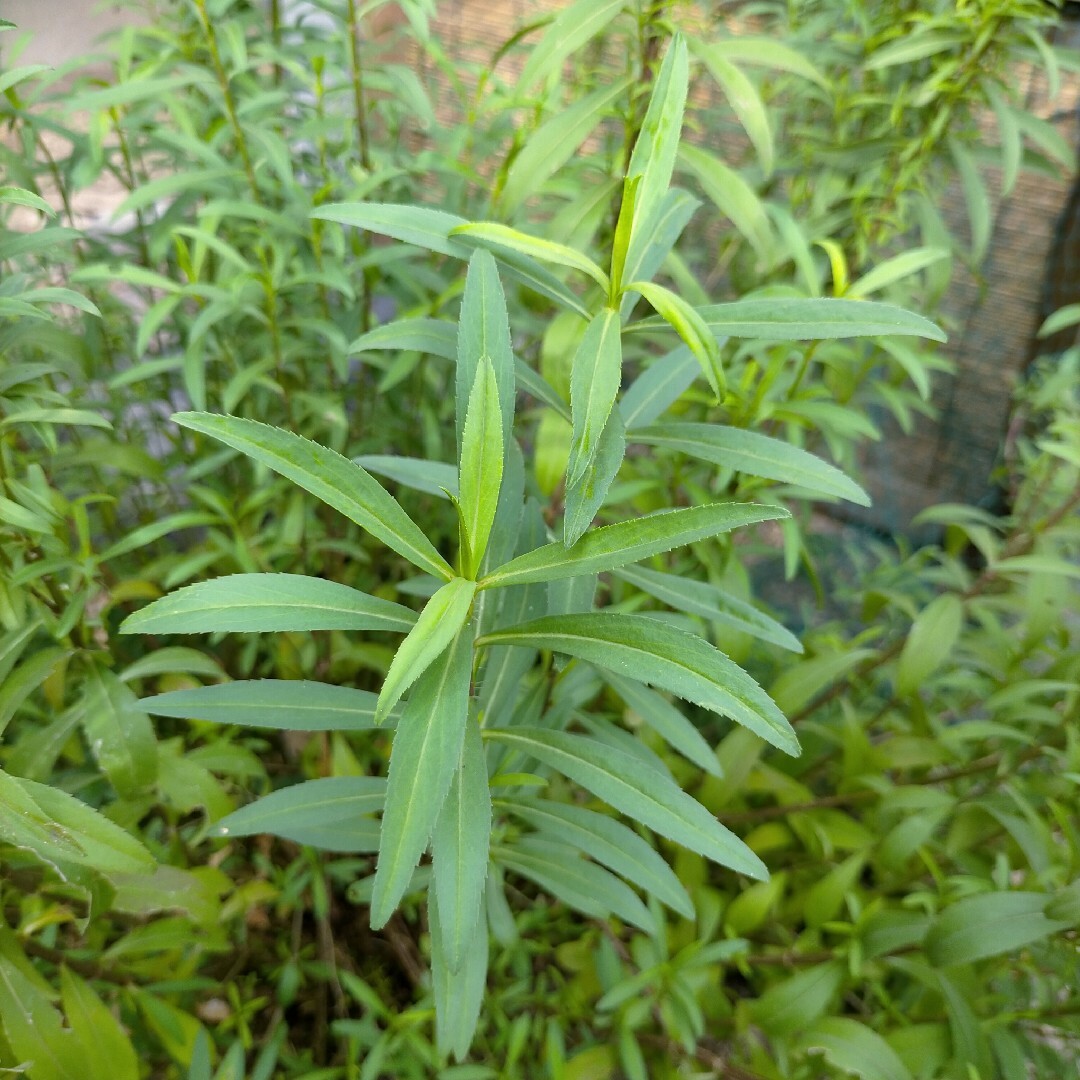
[{"x1": 1, "y1": 0, "x2": 1078, "y2": 1077}]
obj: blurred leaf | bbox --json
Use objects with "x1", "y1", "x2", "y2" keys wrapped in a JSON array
[{"x1": 896, "y1": 594, "x2": 964, "y2": 698}]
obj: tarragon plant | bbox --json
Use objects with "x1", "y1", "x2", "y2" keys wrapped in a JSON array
[{"x1": 120, "y1": 32, "x2": 943, "y2": 1057}]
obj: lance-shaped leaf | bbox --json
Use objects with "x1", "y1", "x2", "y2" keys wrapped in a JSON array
[
  {"x1": 312, "y1": 202, "x2": 470, "y2": 257},
  {"x1": 371, "y1": 626, "x2": 475, "y2": 929},
  {"x1": 624, "y1": 35, "x2": 689, "y2": 277},
  {"x1": 459, "y1": 357, "x2": 504, "y2": 576},
  {"x1": 495, "y1": 836, "x2": 656, "y2": 934},
  {"x1": 83, "y1": 665, "x2": 158, "y2": 799},
  {"x1": 457, "y1": 250, "x2": 515, "y2": 454},
  {"x1": 620, "y1": 345, "x2": 700, "y2": 430},
  {"x1": 140, "y1": 680, "x2": 397, "y2": 730},
  {"x1": 567, "y1": 307, "x2": 623, "y2": 488},
  {"x1": 354, "y1": 455, "x2": 458, "y2": 499},
  {"x1": 121, "y1": 573, "x2": 417, "y2": 634},
  {"x1": 451, "y1": 222, "x2": 610, "y2": 292},
  {"x1": 626, "y1": 297, "x2": 946, "y2": 342},
  {"x1": 432, "y1": 720, "x2": 491, "y2": 973},
  {"x1": 375, "y1": 577, "x2": 476, "y2": 726},
  {"x1": 563, "y1": 407, "x2": 625, "y2": 547},
  {"x1": 210, "y1": 777, "x2": 385, "y2": 852},
  {"x1": 430, "y1": 890, "x2": 488, "y2": 1063},
  {"x1": 348, "y1": 317, "x2": 457, "y2": 360},
  {"x1": 633, "y1": 422, "x2": 870, "y2": 505},
  {"x1": 485, "y1": 728, "x2": 766, "y2": 878},
  {"x1": 173, "y1": 414, "x2": 455, "y2": 581},
  {"x1": 614, "y1": 564, "x2": 803, "y2": 652},
  {"x1": 604, "y1": 671, "x2": 722, "y2": 778},
  {"x1": 480, "y1": 502, "x2": 788, "y2": 589},
  {"x1": 502, "y1": 795, "x2": 694, "y2": 918},
  {"x1": 629, "y1": 279, "x2": 723, "y2": 398},
  {"x1": 478, "y1": 613, "x2": 798, "y2": 755},
  {"x1": 516, "y1": 0, "x2": 628, "y2": 92}
]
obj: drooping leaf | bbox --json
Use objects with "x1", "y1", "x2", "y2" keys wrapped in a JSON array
[
  {"x1": 516, "y1": 0, "x2": 628, "y2": 92},
  {"x1": 210, "y1": 777, "x2": 385, "y2": 852},
  {"x1": 0, "y1": 956, "x2": 84, "y2": 1080},
  {"x1": 354, "y1": 455, "x2": 458, "y2": 499},
  {"x1": 479, "y1": 613, "x2": 797, "y2": 754},
  {"x1": 430, "y1": 890, "x2": 488, "y2": 1062},
  {"x1": 375, "y1": 577, "x2": 476, "y2": 725},
  {"x1": 370, "y1": 626, "x2": 475, "y2": 929},
  {"x1": 432, "y1": 720, "x2": 492, "y2": 972},
  {"x1": 710, "y1": 36, "x2": 828, "y2": 88},
  {"x1": 348, "y1": 317, "x2": 456, "y2": 360},
  {"x1": 800, "y1": 1017, "x2": 913, "y2": 1080},
  {"x1": 121, "y1": 573, "x2": 417, "y2": 634},
  {"x1": 481, "y1": 502, "x2": 788, "y2": 589},
  {"x1": 173, "y1": 414, "x2": 454, "y2": 580},
  {"x1": 484, "y1": 728, "x2": 767, "y2": 877},
  {"x1": 633, "y1": 422, "x2": 870, "y2": 505}
]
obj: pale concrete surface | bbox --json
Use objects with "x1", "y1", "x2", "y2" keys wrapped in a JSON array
[{"x1": 2, "y1": 0, "x2": 147, "y2": 67}]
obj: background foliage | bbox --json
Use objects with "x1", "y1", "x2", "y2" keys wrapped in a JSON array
[{"x1": 1, "y1": 0, "x2": 1078, "y2": 1077}]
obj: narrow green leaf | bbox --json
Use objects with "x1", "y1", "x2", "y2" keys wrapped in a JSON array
[
  {"x1": 516, "y1": 0, "x2": 628, "y2": 91},
  {"x1": 83, "y1": 666, "x2": 158, "y2": 799},
  {"x1": 0, "y1": 406, "x2": 110, "y2": 430},
  {"x1": 679, "y1": 144, "x2": 772, "y2": 259},
  {"x1": 503, "y1": 795, "x2": 694, "y2": 917},
  {"x1": 0, "y1": 646, "x2": 71, "y2": 738},
  {"x1": 210, "y1": 777, "x2": 385, "y2": 852},
  {"x1": 172, "y1": 414, "x2": 454, "y2": 581},
  {"x1": 0, "y1": 957, "x2": 83, "y2": 1080},
  {"x1": 604, "y1": 672, "x2": 722, "y2": 777},
  {"x1": 121, "y1": 573, "x2": 417, "y2": 635},
  {"x1": 896, "y1": 594, "x2": 964, "y2": 697},
  {"x1": 501, "y1": 77, "x2": 632, "y2": 214},
  {"x1": 354, "y1": 455, "x2": 458, "y2": 499},
  {"x1": 459, "y1": 357, "x2": 504, "y2": 575},
  {"x1": 61, "y1": 968, "x2": 139, "y2": 1080},
  {"x1": 633, "y1": 422, "x2": 870, "y2": 505},
  {"x1": 480, "y1": 613, "x2": 797, "y2": 755},
  {"x1": 375, "y1": 577, "x2": 476, "y2": 726},
  {"x1": 746, "y1": 962, "x2": 844, "y2": 1038},
  {"x1": 691, "y1": 42, "x2": 774, "y2": 176},
  {"x1": 371, "y1": 627, "x2": 475, "y2": 929},
  {"x1": 451, "y1": 222, "x2": 609, "y2": 291},
  {"x1": 0, "y1": 186, "x2": 55, "y2": 215},
  {"x1": 847, "y1": 247, "x2": 951, "y2": 300},
  {"x1": 618, "y1": 189, "x2": 701, "y2": 312},
  {"x1": 430, "y1": 890, "x2": 488, "y2": 1062},
  {"x1": 627, "y1": 297, "x2": 946, "y2": 342},
  {"x1": 566, "y1": 308, "x2": 623, "y2": 488},
  {"x1": 457, "y1": 250, "x2": 516, "y2": 453},
  {"x1": 481, "y1": 502, "x2": 788, "y2": 589},
  {"x1": 432, "y1": 720, "x2": 491, "y2": 973},
  {"x1": 770, "y1": 649, "x2": 876, "y2": 715},
  {"x1": 620, "y1": 346, "x2": 699, "y2": 430},
  {"x1": 614, "y1": 564, "x2": 803, "y2": 652},
  {"x1": 629, "y1": 280, "x2": 723, "y2": 398},
  {"x1": 485, "y1": 728, "x2": 767, "y2": 877},
  {"x1": 348, "y1": 317, "x2": 456, "y2": 359},
  {"x1": 496, "y1": 836, "x2": 656, "y2": 933},
  {"x1": 949, "y1": 138, "x2": 990, "y2": 262},
  {"x1": 801, "y1": 1018, "x2": 913, "y2": 1080},
  {"x1": 865, "y1": 31, "x2": 963, "y2": 71},
  {"x1": 311, "y1": 202, "x2": 469, "y2": 257},
  {"x1": 711, "y1": 36, "x2": 828, "y2": 89},
  {"x1": 141, "y1": 680, "x2": 396, "y2": 730},
  {"x1": 563, "y1": 407, "x2": 625, "y2": 547}
]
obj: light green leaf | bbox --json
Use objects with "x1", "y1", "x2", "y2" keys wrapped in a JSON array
[
  {"x1": 710, "y1": 37, "x2": 828, "y2": 88},
  {"x1": 949, "y1": 138, "x2": 990, "y2": 262},
  {"x1": 770, "y1": 649, "x2": 876, "y2": 715},
  {"x1": 311, "y1": 201, "x2": 468, "y2": 257},
  {"x1": 430, "y1": 890, "x2": 488, "y2": 1063},
  {"x1": 627, "y1": 297, "x2": 946, "y2": 342},
  {"x1": 0, "y1": 186, "x2": 55, "y2": 215},
  {"x1": 481, "y1": 502, "x2": 788, "y2": 589},
  {"x1": 0, "y1": 646, "x2": 71, "y2": 739},
  {"x1": 432, "y1": 720, "x2": 491, "y2": 973},
  {"x1": 480, "y1": 614, "x2": 796, "y2": 753},
  {"x1": 500, "y1": 77, "x2": 632, "y2": 214},
  {"x1": 210, "y1": 777, "x2": 385, "y2": 852},
  {"x1": 896, "y1": 594, "x2": 964, "y2": 697},
  {"x1": 83, "y1": 666, "x2": 157, "y2": 799},
  {"x1": 459, "y1": 357, "x2": 504, "y2": 575},
  {"x1": 604, "y1": 672, "x2": 722, "y2": 778},
  {"x1": 801, "y1": 1018, "x2": 913, "y2": 1080},
  {"x1": 633, "y1": 422, "x2": 870, "y2": 505},
  {"x1": 0, "y1": 957, "x2": 84, "y2": 1080},
  {"x1": 847, "y1": 247, "x2": 951, "y2": 300},
  {"x1": 451, "y1": 222, "x2": 609, "y2": 291},
  {"x1": 563, "y1": 407, "x2": 625, "y2": 547},
  {"x1": 120, "y1": 573, "x2": 417, "y2": 634},
  {"x1": 620, "y1": 346, "x2": 699, "y2": 429},
  {"x1": 371, "y1": 626, "x2": 475, "y2": 929},
  {"x1": 0, "y1": 406, "x2": 110, "y2": 430},
  {"x1": 60, "y1": 968, "x2": 139, "y2": 1080},
  {"x1": 516, "y1": 0, "x2": 628, "y2": 92},
  {"x1": 375, "y1": 577, "x2": 476, "y2": 726},
  {"x1": 485, "y1": 727, "x2": 767, "y2": 877},
  {"x1": 678, "y1": 144, "x2": 772, "y2": 259},
  {"x1": 925, "y1": 890, "x2": 1076, "y2": 967},
  {"x1": 747, "y1": 962, "x2": 844, "y2": 1038},
  {"x1": 1038, "y1": 304, "x2": 1080, "y2": 339},
  {"x1": 348, "y1": 317, "x2": 456, "y2": 359},
  {"x1": 865, "y1": 32, "x2": 963, "y2": 71},
  {"x1": 141, "y1": 680, "x2": 395, "y2": 730},
  {"x1": 503, "y1": 795, "x2": 694, "y2": 918},
  {"x1": 567, "y1": 308, "x2": 623, "y2": 489},
  {"x1": 613, "y1": 564, "x2": 802, "y2": 652},
  {"x1": 354, "y1": 455, "x2": 458, "y2": 499},
  {"x1": 172, "y1": 414, "x2": 454, "y2": 581},
  {"x1": 457, "y1": 250, "x2": 516, "y2": 453},
  {"x1": 691, "y1": 41, "x2": 773, "y2": 175},
  {"x1": 495, "y1": 836, "x2": 655, "y2": 933},
  {"x1": 629, "y1": 280, "x2": 722, "y2": 398}
]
